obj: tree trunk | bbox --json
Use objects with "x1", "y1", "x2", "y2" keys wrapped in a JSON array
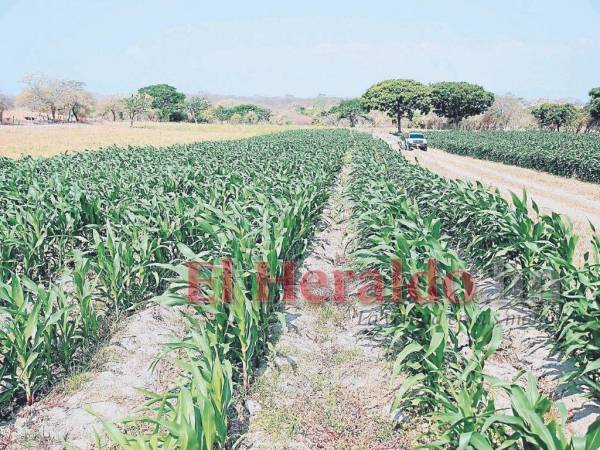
[
  {"x1": 72, "y1": 107, "x2": 79, "y2": 123},
  {"x1": 111, "y1": 110, "x2": 116, "y2": 121},
  {"x1": 397, "y1": 111, "x2": 402, "y2": 133},
  {"x1": 349, "y1": 114, "x2": 356, "y2": 128},
  {"x1": 51, "y1": 106, "x2": 56, "y2": 122},
  {"x1": 130, "y1": 114, "x2": 134, "y2": 127},
  {"x1": 0, "y1": 109, "x2": 3, "y2": 124}
]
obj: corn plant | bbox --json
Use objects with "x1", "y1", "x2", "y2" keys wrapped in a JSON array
[
  {"x1": 379, "y1": 135, "x2": 600, "y2": 396},
  {"x1": 426, "y1": 130, "x2": 600, "y2": 183},
  {"x1": 0, "y1": 276, "x2": 73, "y2": 406},
  {"x1": 67, "y1": 130, "x2": 349, "y2": 446},
  {"x1": 348, "y1": 135, "x2": 600, "y2": 448}
]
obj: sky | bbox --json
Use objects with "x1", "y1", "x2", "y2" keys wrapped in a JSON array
[{"x1": 1, "y1": 0, "x2": 599, "y2": 100}]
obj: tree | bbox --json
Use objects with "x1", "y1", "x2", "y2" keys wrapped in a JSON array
[
  {"x1": 213, "y1": 104, "x2": 271, "y2": 123},
  {"x1": 17, "y1": 74, "x2": 93, "y2": 122},
  {"x1": 98, "y1": 96, "x2": 123, "y2": 121},
  {"x1": 474, "y1": 94, "x2": 534, "y2": 130},
  {"x1": 215, "y1": 105, "x2": 230, "y2": 123},
  {"x1": 361, "y1": 79, "x2": 430, "y2": 133},
  {"x1": 122, "y1": 93, "x2": 153, "y2": 127},
  {"x1": 0, "y1": 93, "x2": 15, "y2": 124},
  {"x1": 589, "y1": 99, "x2": 600, "y2": 124},
  {"x1": 228, "y1": 104, "x2": 271, "y2": 123},
  {"x1": 430, "y1": 81, "x2": 494, "y2": 126},
  {"x1": 61, "y1": 80, "x2": 95, "y2": 122},
  {"x1": 138, "y1": 84, "x2": 185, "y2": 121},
  {"x1": 326, "y1": 99, "x2": 371, "y2": 127},
  {"x1": 587, "y1": 87, "x2": 600, "y2": 130},
  {"x1": 18, "y1": 74, "x2": 64, "y2": 121},
  {"x1": 185, "y1": 96, "x2": 210, "y2": 124},
  {"x1": 531, "y1": 103, "x2": 577, "y2": 131}
]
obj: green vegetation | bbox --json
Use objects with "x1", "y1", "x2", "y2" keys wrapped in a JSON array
[
  {"x1": 122, "y1": 92, "x2": 153, "y2": 126},
  {"x1": 426, "y1": 130, "x2": 600, "y2": 183},
  {"x1": 531, "y1": 103, "x2": 577, "y2": 131},
  {"x1": 1, "y1": 129, "x2": 598, "y2": 446},
  {"x1": 138, "y1": 84, "x2": 186, "y2": 121},
  {"x1": 349, "y1": 135, "x2": 600, "y2": 447},
  {"x1": 381, "y1": 138, "x2": 599, "y2": 397},
  {"x1": 215, "y1": 104, "x2": 272, "y2": 123},
  {"x1": 0, "y1": 129, "x2": 350, "y2": 445},
  {"x1": 588, "y1": 88, "x2": 600, "y2": 128},
  {"x1": 361, "y1": 79, "x2": 431, "y2": 133},
  {"x1": 430, "y1": 81, "x2": 494, "y2": 125},
  {"x1": 325, "y1": 98, "x2": 371, "y2": 127},
  {"x1": 184, "y1": 96, "x2": 211, "y2": 124}
]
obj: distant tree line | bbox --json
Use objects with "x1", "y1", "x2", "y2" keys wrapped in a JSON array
[
  {"x1": 322, "y1": 79, "x2": 600, "y2": 133},
  {"x1": 215, "y1": 104, "x2": 272, "y2": 124},
  {"x1": 0, "y1": 75, "x2": 273, "y2": 127},
  {"x1": 2, "y1": 74, "x2": 599, "y2": 132}
]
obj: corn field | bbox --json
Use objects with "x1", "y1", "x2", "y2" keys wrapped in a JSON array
[
  {"x1": 0, "y1": 130, "x2": 350, "y2": 445},
  {"x1": 1, "y1": 129, "x2": 599, "y2": 448},
  {"x1": 348, "y1": 136, "x2": 600, "y2": 448},
  {"x1": 426, "y1": 130, "x2": 600, "y2": 183}
]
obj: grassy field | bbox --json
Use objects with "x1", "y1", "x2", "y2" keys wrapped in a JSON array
[{"x1": 0, "y1": 121, "x2": 304, "y2": 158}]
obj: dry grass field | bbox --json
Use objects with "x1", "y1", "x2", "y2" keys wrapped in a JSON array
[{"x1": 0, "y1": 121, "x2": 304, "y2": 158}]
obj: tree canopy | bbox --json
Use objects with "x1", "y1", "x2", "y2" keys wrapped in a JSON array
[
  {"x1": 326, "y1": 99, "x2": 370, "y2": 127},
  {"x1": 361, "y1": 79, "x2": 430, "y2": 132},
  {"x1": 531, "y1": 103, "x2": 577, "y2": 131},
  {"x1": 17, "y1": 74, "x2": 94, "y2": 122},
  {"x1": 589, "y1": 87, "x2": 600, "y2": 100},
  {"x1": 122, "y1": 93, "x2": 153, "y2": 127},
  {"x1": 430, "y1": 81, "x2": 494, "y2": 125},
  {"x1": 214, "y1": 104, "x2": 271, "y2": 123},
  {"x1": 0, "y1": 93, "x2": 15, "y2": 123},
  {"x1": 98, "y1": 96, "x2": 123, "y2": 121},
  {"x1": 590, "y1": 99, "x2": 600, "y2": 121},
  {"x1": 587, "y1": 88, "x2": 600, "y2": 129},
  {"x1": 185, "y1": 96, "x2": 211, "y2": 124},
  {"x1": 138, "y1": 84, "x2": 185, "y2": 121}
]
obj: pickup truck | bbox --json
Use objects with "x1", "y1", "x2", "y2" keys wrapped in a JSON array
[{"x1": 405, "y1": 132, "x2": 428, "y2": 151}]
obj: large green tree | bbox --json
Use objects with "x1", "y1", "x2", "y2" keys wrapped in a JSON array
[
  {"x1": 326, "y1": 99, "x2": 371, "y2": 127},
  {"x1": 138, "y1": 84, "x2": 185, "y2": 121},
  {"x1": 361, "y1": 79, "x2": 430, "y2": 133},
  {"x1": 588, "y1": 87, "x2": 600, "y2": 127},
  {"x1": 430, "y1": 81, "x2": 494, "y2": 125},
  {"x1": 531, "y1": 103, "x2": 577, "y2": 131}
]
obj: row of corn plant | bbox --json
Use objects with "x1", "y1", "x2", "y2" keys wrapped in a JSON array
[
  {"x1": 0, "y1": 130, "x2": 363, "y2": 445},
  {"x1": 347, "y1": 136, "x2": 600, "y2": 448},
  {"x1": 387, "y1": 143, "x2": 600, "y2": 397},
  {"x1": 425, "y1": 130, "x2": 600, "y2": 183},
  {"x1": 0, "y1": 130, "x2": 352, "y2": 420},
  {"x1": 85, "y1": 131, "x2": 358, "y2": 448}
]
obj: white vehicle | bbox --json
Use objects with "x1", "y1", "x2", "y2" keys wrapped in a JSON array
[{"x1": 405, "y1": 132, "x2": 428, "y2": 151}]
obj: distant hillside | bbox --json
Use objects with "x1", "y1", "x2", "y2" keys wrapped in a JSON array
[{"x1": 198, "y1": 93, "x2": 344, "y2": 125}]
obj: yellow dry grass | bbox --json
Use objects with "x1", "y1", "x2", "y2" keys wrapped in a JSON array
[{"x1": 0, "y1": 121, "x2": 306, "y2": 158}]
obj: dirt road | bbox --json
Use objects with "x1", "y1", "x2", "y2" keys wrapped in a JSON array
[{"x1": 374, "y1": 131, "x2": 600, "y2": 261}]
